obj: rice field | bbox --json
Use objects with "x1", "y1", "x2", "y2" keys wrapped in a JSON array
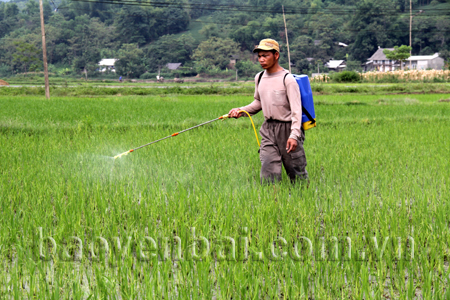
[{"x1": 1, "y1": 92, "x2": 450, "y2": 299}]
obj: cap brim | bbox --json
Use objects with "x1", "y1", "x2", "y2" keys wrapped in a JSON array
[{"x1": 253, "y1": 46, "x2": 278, "y2": 53}]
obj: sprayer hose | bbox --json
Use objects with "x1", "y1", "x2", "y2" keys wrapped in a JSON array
[{"x1": 238, "y1": 110, "x2": 260, "y2": 147}]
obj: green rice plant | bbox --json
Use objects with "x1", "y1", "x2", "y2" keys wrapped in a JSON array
[{"x1": 0, "y1": 92, "x2": 450, "y2": 298}]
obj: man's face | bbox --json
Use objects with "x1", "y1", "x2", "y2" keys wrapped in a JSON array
[{"x1": 257, "y1": 50, "x2": 279, "y2": 69}]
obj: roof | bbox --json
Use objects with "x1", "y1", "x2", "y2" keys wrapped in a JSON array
[
  {"x1": 338, "y1": 42, "x2": 348, "y2": 47},
  {"x1": 326, "y1": 60, "x2": 346, "y2": 69},
  {"x1": 368, "y1": 48, "x2": 394, "y2": 61},
  {"x1": 406, "y1": 53, "x2": 440, "y2": 61},
  {"x1": 166, "y1": 63, "x2": 182, "y2": 70},
  {"x1": 98, "y1": 58, "x2": 118, "y2": 66},
  {"x1": 306, "y1": 57, "x2": 314, "y2": 62}
]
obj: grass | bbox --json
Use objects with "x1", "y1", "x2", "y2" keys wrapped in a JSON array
[
  {"x1": 2, "y1": 82, "x2": 450, "y2": 97},
  {"x1": 1, "y1": 92, "x2": 450, "y2": 298}
]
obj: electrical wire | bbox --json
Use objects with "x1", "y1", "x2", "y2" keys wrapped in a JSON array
[
  {"x1": 54, "y1": 6, "x2": 450, "y2": 33},
  {"x1": 69, "y1": 0, "x2": 450, "y2": 16}
]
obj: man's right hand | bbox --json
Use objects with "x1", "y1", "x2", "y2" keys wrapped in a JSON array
[{"x1": 228, "y1": 108, "x2": 242, "y2": 118}]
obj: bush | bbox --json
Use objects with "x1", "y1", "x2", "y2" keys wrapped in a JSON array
[{"x1": 332, "y1": 71, "x2": 361, "y2": 83}]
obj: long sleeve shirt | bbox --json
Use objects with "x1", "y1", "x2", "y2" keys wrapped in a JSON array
[{"x1": 240, "y1": 69, "x2": 302, "y2": 140}]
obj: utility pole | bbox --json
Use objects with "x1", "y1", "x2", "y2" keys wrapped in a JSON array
[
  {"x1": 282, "y1": 6, "x2": 291, "y2": 73},
  {"x1": 39, "y1": 0, "x2": 50, "y2": 99},
  {"x1": 409, "y1": 7, "x2": 424, "y2": 71},
  {"x1": 409, "y1": 0, "x2": 412, "y2": 70}
]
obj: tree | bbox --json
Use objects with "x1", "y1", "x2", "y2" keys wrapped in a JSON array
[
  {"x1": 43, "y1": 0, "x2": 53, "y2": 23},
  {"x1": 162, "y1": 6, "x2": 189, "y2": 35},
  {"x1": 432, "y1": 17, "x2": 450, "y2": 47},
  {"x1": 0, "y1": 3, "x2": 19, "y2": 39},
  {"x1": 439, "y1": 49, "x2": 450, "y2": 69},
  {"x1": 0, "y1": 3, "x2": 4, "y2": 22},
  {"x1": 4, "y1": 3, "x2": 19, "y2": 17},
  {"x1": 114, "y1": 5, "x2": 188, "y2": 46},
  {"x1": 69, "y1": 15, "x2": 104, "y2": 73},
  {"x1": 114, "y1": 6, "x2": 159, "y2": 46},
  {"x1": 144, "y1": 34, "x2": 196, "y2": 72},
  {"x1": 25, "y1": 0, "x2": 40, "y2": 17},
  {"x1": 383, "y1": 45, "x2": 412, "y2": 70},
  {"x1": 115, "y1": 44, "x2": 146, "y2": 78},
  {"x1": 229, "y1": 20, "x2": 263, "y2": 51},
  {"x1": 345, "y1": 60, "x2": 363, "y2": 72},
  {"x1": 12, "y1": 41, "x2": 41, "y2": 73},
  {"x1": 235, "y1": 60, "x2": 261, "y2": 78},
  {"x1": 199, "y1": 24, "x2": 220, "y2": 39},
  {"x1": 192, "y1": 37, "x2": 240, "y2": 71},
  {"x1": 348, "y1": 0, "x2": 405, "y2": 62}
]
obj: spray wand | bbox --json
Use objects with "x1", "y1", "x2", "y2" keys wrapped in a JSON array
[{"x1": 113, "y1": 110, "x2": 259, "y2": 160}]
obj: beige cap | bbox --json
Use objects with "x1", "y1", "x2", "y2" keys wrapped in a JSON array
[{"x1": 253, "y1": 38, "x2": 280, "y2": 53}]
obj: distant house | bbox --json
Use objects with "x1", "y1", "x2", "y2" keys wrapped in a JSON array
[
  {"x1": 166, "y1": 63, "x2": 182, "y2": 70},
  {"x1": 229, "y1": 54, "x2": 240, "y2": 67},
  {"x1": 364, "y1": 47, "x2": 398, "y2": 72},
  {"x1": 404, "y1": 53, "x2": 445, "y2": 70},
  {"x1": 325, "y1": 60, "x2": 346, "y2": 72},
  {"x1": 98, "y1": 58, "x2": 118, "y2": 72}
]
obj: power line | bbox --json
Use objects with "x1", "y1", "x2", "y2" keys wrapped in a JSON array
[
  {"x1": 55, "y1": 6, "x2": 450, "y2": 34},
  {"x1": 1, "y1": 3, "x2": 448, "y2": 34},
  {"x1": 69, "y1": 0, "x2": 450, "y2": 16}
]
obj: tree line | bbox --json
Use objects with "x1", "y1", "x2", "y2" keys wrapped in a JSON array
[{"x1": 0, "y1": 0, "x2": 449, "y2": 78}]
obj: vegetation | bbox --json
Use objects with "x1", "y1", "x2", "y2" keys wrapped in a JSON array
[
  {"x1": 331, "y1": 70, "x2": 361, "y2": 83},
  {"x1": 1, "y1": 0, "x2": 450, "y2": 78},
  {"x1": 1, "y1": 91, "x2": 450, "y2": 297}
]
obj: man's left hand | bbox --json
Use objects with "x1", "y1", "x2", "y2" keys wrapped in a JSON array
[{"x1": 286, "y1": 138, "x2": 298, "y2": 153}]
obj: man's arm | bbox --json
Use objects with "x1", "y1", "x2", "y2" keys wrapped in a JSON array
[
  {"x1": 228, "y1": 100, "x2": 261, "y2": 118},
  {"x1": 228, "y1": 73, "x2": 263, "y2": 118}
]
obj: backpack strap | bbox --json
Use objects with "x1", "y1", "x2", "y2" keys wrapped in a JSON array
[{"x1": 257, "y1": 71, "x2": 264, "y2": 86}]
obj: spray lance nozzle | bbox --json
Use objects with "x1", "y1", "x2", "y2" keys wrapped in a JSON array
[
  {"x1": 112, "y1": 111, "x2": 258, "y2": 160},
  {"x1": 113, "y1": 149, "x2": 134, "y2": 160}
]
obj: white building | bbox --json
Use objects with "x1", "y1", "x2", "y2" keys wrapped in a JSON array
[
  {"x1": 325, "y1": 60, "x2": 346, "y2": 72},
  {"x1": 404, "y1": 53, "x2": 445, "y2": 70},
  {"x1": 98, "y1": 58, "x2": 118, "y2": 72}
]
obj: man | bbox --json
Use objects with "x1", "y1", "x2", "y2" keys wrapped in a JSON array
[{"x1": 228, "y1": 38, "x2": 308, "y2": 184}]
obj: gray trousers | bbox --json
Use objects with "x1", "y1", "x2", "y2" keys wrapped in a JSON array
[{"x1": 259, "y1": 120, "x2": 308, "y2": 184}]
